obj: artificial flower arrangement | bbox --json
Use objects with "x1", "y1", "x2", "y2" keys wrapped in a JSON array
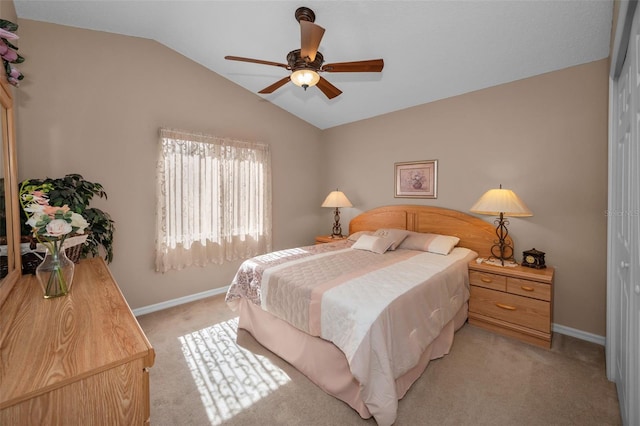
[
  {"x1": 20, "y1": 181, "x2": 89, "y2": 297},
  {"x1": 0, "y1": 19, "x2": 24, "y2": 86},
  {"x1": 19, "y1": 174, "x2": 115, "y2": 264}
]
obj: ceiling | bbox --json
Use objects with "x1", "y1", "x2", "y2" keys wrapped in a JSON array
[{"x1": 14, "y1": 1, "x2": 614, "y2": 130}]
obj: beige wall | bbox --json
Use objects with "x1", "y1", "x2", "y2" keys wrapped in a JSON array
[
  {"x1": 0, "y1": 2, "x2": 16, "y2": 24},
  {"x1": 15, "y1": 19, "x2": 609, "y2": 336},
  {"x1": 321, "y1": 59, "x2": 609, "y2": 336},
  {"x1": 15, "y1": 20, "x2": 324, "y2": 308}
]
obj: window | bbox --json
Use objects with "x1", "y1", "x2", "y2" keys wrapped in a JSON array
[{"x1": 155, "y1": 128, "x2": 272, "y2": 272}]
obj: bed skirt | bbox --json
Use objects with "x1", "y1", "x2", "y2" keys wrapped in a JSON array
[{"x1": 237, "y1": 298, "x2": 468, "y2": 419}]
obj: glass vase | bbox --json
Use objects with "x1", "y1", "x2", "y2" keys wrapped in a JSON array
[{"x1": 36, "y1": 245, "x2": 75, "y2": 299}]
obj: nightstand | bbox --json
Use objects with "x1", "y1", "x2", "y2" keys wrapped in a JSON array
[
  {"x1": 315, "y1": 235, "x2": 347, "y2": 244},
  {"x1": 468, "y1": 261, "x2": 554, "y2": 348}
]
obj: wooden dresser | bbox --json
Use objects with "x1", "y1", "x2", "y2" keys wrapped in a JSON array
[
  {"x1": 468, "y1": 260, "x2": 554, "y2": 348},
  {"x1": 0, "y1": 258, "x2": 155, "y2": 424}
]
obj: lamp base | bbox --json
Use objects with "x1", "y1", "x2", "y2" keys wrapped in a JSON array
[
  {"x1": 490, "y1": 213, "x2": 515, "y2": 266},
  {"x1": 330, "y1": 207, "x2": 343, "y2": 238}
]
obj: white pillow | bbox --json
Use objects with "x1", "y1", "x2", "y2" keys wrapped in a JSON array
[
  {"x1": 347, "y1": 230, "x2": 375, "y2": 242},
  {"x1": 373, "y1": 228, "x2": 410, "y2": 250},
  {"x1": 351, "y1": 234, "x2": 394, "y2": 254},
  {"x1": 397, "y1": 232, "x2": 460, "y2": 255}
]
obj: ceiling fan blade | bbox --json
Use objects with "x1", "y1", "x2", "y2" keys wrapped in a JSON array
[
  {"x1": 225, "y1": 56, "x2": 289, "y2": 69},
  {"x1": 300, "y1": 20, "x2": 325, "y2": 63},
  {"x1": 321, "y1": 59, "x2": 384, "y2": 73},
  {"x1": 316, "y1": 76, "x2": 342, "y2": 99},
  {"x1": 258, "y1": 76, "x2": 291, "y2": 94}
]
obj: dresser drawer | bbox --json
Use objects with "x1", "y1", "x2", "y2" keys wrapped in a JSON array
[
  {"x1": 507, "y1": 277, "x2": 551, "y2": 301},
  {"x1": 469, "y1": 270, "x2": 507, "y2": 291},
  {"x1": 469, "y1": 286, "x2": 550, "y2": 333}
]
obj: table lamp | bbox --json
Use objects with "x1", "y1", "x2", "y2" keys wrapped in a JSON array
[
  {"x1": 470, "y1": 185, "x2": 532, "y2": 265},
  {"x1": 321, "y1": 189, "x2": 353, "y2": 238}
]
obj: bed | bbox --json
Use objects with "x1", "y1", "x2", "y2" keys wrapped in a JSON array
[{"x1": 226, "y1": 205, "x2": 503, "y2": 425}]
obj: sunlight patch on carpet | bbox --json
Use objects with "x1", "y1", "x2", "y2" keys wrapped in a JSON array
[{"x1": 179, "y1": 317, "x2": 291, "y2": 425}]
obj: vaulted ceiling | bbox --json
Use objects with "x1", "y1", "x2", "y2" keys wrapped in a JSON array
[{"x1": 14, "y1": 1, "x2": 614, "y2": 129}]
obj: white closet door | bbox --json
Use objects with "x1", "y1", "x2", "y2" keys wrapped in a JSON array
[{"x1": 609, "y1": 4, "x2": 640, "y2": 425}]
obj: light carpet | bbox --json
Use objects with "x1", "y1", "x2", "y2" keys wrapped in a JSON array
[{"x1": 137, "y1": 294, "x2": 621, "y2": 426}]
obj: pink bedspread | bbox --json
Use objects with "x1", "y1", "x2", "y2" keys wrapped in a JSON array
[{"x1": 226, "y1": 241, "x2": 475, "y2": 425}]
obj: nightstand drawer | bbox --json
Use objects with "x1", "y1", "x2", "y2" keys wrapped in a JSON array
[
  {"x1": 469, "y1": 286, "x2": 550, "y2": 333},
  {"x1": 507, "y1": 277, "x2": 551, "y2": 301},
  {"x1": 469, "y1": 270, "x2": 507, "y2": 291}
]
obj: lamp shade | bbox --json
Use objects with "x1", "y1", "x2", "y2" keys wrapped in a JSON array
[
  {"x1": 321, "y1": 190, "x2": 353, "y2": 208},
  {"x1": 470, "y1": 187, "x2": 532, "y2": 217}
]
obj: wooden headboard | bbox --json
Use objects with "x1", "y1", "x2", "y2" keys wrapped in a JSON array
[{"x1": 348, "y1": 205, "x2": 508, "y2": 259}]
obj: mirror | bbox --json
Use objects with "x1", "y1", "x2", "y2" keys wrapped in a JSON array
[{"x1": 0, "y1": 75, "x2": 21, "y2": 307}]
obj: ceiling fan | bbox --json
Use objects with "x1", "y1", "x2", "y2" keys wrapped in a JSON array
[{"x1": 224, "y1": 6, "x2": 384, "y2": 99}]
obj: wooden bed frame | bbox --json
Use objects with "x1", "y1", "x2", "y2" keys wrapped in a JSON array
[
  {"x1": 236, "y1": 205, "x2": 506, "y2": 423},
  {"x1": 349, "y1": 204, "x2": 506, "y2": 259}
]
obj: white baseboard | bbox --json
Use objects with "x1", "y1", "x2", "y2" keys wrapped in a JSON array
[
  {"x1": 132, "y1": 286, "x2": 229, "y2": 317},
  {"x1": 553, "y1": 323, "x2": 605, "y2": 346}
]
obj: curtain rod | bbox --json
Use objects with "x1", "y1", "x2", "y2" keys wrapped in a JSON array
[{"x1": 159, "y1": 127, "x2": 269, "y2": 149}]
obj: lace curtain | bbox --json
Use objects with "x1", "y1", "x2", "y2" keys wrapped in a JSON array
[{"x1": 155, "y1": 128, "x2": 272, "y2": 272}]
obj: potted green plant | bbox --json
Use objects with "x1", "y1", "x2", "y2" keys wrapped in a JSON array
[{"x1": 19, "y1": 174, "x2": 115, "y2": 263}]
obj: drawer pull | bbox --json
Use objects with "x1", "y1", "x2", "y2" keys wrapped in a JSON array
[
  {"x1": 481, "y1": 277, "x2": 493, "y2": 283},
  {"x1": 496, "y1": 303, "x2": 516, "y2": 311},
  {"x1": 520, "y1": 285, "x2": 534, "y2": 292}
]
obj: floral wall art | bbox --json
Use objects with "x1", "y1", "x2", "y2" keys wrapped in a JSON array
[
  {"x1": 394, "y1": 160, "x2": 438, "y2": 198},
  {"x1": 0, "y1": 19, "x2": 24, "y2": 86}
]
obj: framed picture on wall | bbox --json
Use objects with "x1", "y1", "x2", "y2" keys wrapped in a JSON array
[{"x1": 394, "y1": 160, "x2": 438, "y2": 198}]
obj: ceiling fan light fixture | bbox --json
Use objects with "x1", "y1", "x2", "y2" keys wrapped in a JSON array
[
  {"x1": 225, "y1": 7, "x2": 383, "y2": 99},
  {"x1": 290, "y1": 69, "x2": 320, "y2": 90}
]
